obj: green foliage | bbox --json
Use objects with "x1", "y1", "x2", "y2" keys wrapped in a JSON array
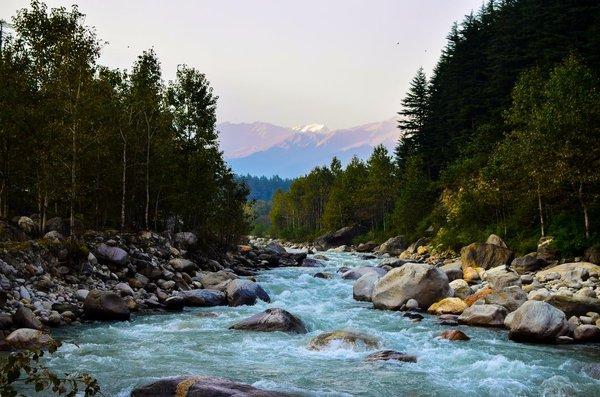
[
  {"x1": 0, "y1": 346, "x2": 100, "y2": 397},
  {"x1": 0, "y1": 1, "x2": 249, "y2": 245}
]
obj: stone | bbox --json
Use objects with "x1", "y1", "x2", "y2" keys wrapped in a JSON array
[
  {"x1": 484, "y1": 286, "x2": 527, "y2": 312},
  {"x1": 75, "y1": 289, "x2": 89, "y2": 301},
  {"x1": 13, "y1": 306, "x2": 43, "y2": 330},
  {"x1": 544, "y1": 294, "x2": 600, "y2": 317},
  {"x1": 403, "y1": 311, "x2": 423, "y2": 320},
  {"x1": 574, "y1": 325, "x2": 600, "y2": 342},
  {"x1": 314, "y1": 225, "x2": 365, "y2": 250},
  {"x1": 95, "y1": 243, "x2": 128, "y2": 266},
  {"x1": 180, "y1": 289, "x2": 227, "y2": 307},
  {"x1": 439, "y1": 329, "x2": 470, "y2": 341},
  {"x1": 341, "y1": 266, "x2": 387, "y2": 280},
  {"x1": 405, "y1": 299, "x2": 420, "y2": 311},
  {"x1": 365, "y1": 350, "x2": 416, "y2": 363},
  {"x1": 537, "y1": 262, "x2": 600, "y2": 281},
  {"x1": 1, "y1": 328, "x2": 58, "y2": 351},
  {"x1": 460, "y1": 242, "x2": 514, "y2": 270},
  {"x1": 225, "y1": 279, "x2": 270, "y2": 307},
  {"x1": 485, "y1": 269, "x2": 522, "y2": 290},
  {"x1": 376, "y1": 236, "x2": 407, "y2": 255},
  {"x1": 356, "y1": 241, "x2": 379, "y2": 253},
  {"x1": 168, "y1": 258, "x2": 197, "y2": 273},
  {"x1": 464, "y1": 287, "x2": 493, "y2": 306},
  {"x1": 0, "y1": 313, "x2": 13, "y2": 330},
  {"x1": 528, "y1": 288, "x2": 550, "y2": 301},
  {"x1": 537, "y1": 236, "x2": 559, "y2": 261},
  {"x1": 584, "y1": 246, "x2": 600, "y2": 264},
  {"x1": 43, "y1": 230, "x2": 64, "y2": 242},
  {"x1": 115, "y1": 282, "x2": 134, "y2": 296},
  {"x1": 313, "y1": 272, "x2": 332, "y2": 279},
  {"x1": 450, "y1": 279, "x2": 472, "y2": 300},
  {"x1": 463, "y1": 267, "x2": 480, "y2": 283},
  {"x1": 416, "y1": 245, "x2": 429, "y2": 255},
  {"x1": 200, "y1": 270, "x2": 238, "y2": 290},
  {"x1": 307, "y1": 330, "x2": 379, "y2": 350},
  {"x1": 353, "y1": 273, "x2": 381, "y2": 302},
  {"x1": 329, "y1": 245, "x2": 349, "y2": 253},
  {"x1": 508, "y1": 300, "x2": 568, "y2": 343},
  {"x1": 440, "y1": 261, "x2": 463, "y2": 281},
  {"x1": 379, "y1": 258, "x2": 408, "y2": 268},
  {"x1": 17, "y1": 216, "x2": 37, "y2": 234},
  {"x1": 372, "y1": 263, "x2": 450, "y2": 310},
  {"x1": 174, "y1": 232, "x2": 197, "y2": 248},
  {"x1": 458, "y1": 304, "x2": 506, "y2": 327},
  {"x1": 427, "y1": 297, "x2": 467, "y2": 315},
  {"x1": 265, "y1": 241, "x2": 287, "y2": 255},
  {"x1": 83, "y1": 289, "x2": 130, "y2": 321},
  {"x1": 131, "y1": 376, "x2": 289, "y2": 397},
  {"x1": 230, "y1": 308, "x2": 307, "y2": 334},
  {"x1": 486, "y1": 234, "x2": 508, "y2": 248},
  {"x1": 511, "y1": 253, "x2": 546, "y2": 274}
]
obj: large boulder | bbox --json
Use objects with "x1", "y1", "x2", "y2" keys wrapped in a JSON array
[
  {"x1": 265, "y1": 241, "x2": 287, "y2": 255},
  {"x1": 440, "y1": 261, "x2": 463, "y2": 281},
  {"x1": 83, "y1": 289, "x2": 130, "y2": 321},
  {"x1": 17, "y1": 216, "x2": 38, "y2": 235},
  {"x1": 376, "y1": 236, "x2": 407, "y2": 255},
  {"x1": 460, "y1": 242, "x2": 514, "y2": 270},
  {"x1": 200, "y1": 270, "x2": 238, "y2": 290},
  {"x1": 131, "y1": 376, "x2": 290, "y2": 397},
  {"x1": 458, "y1": 304, "x2": 506, "y2": 327},
  {"x1": 511, "y1": 253, "x2": 546, "y2": 274},
  {"x1": 537, "y1": 236, "x2": 559, "y2": 262},
  {"x1": 353, "y1": 273, "x2": 382, "y2": 302},
  {"x1": 13, "y1": 306, "x2": 43, "y2": 330},
  {"x1": 180, "y1": 289, "x2": 227, "y2": 307},
  {"x1": 486, "y1": 234, "x2": 508, "y2": 248},
  {"x1": 0, "y1": 328, "x2": 58, "y2": 351},
  {"x1": 225, "y1": 279, "x2": 270, "y2": 307},
  {"x1": 230, "y1": 308, "x2": 307, "y2": 334},
  {"x1": 314, "y1": 225, "x2": 364, "y2": 250},
  {"x1": 342, "y1": 266, "x2": 387, "y2": 280},
  {"x1": 372, "y1": 263, "x2": 450, "y2": 310},
  {"x1": 508, "y1": 300, "x2": 568, "y2": 343},
  {"x1": 307, "y1": 330, "x2": 379, "y2": 350},
  {"x1": 427, "y1": 297, "x2": 468, "y2": 315},
  {"x1": 573, "y1": 325, "x2": 600, "y2": 342},
  {"x1": 356, "y1": 241, "x2": 379, "y2": 253},
  {"x1": 484, "y1": 286, "x2": 527, "y2": 312},
  {"x1": 536, "y1": 262, "x2": 600, "y2": 281},
  {"x1": 543, "y1": 294, "x2": 600, "y2": 317},
  {"x1": 95, "y1": 243, "x2": 128, "y2": 266}
]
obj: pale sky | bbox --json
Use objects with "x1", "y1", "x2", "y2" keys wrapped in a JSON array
[{"x1": 1, "y1": 0, "x2": 484, "y2": 129}]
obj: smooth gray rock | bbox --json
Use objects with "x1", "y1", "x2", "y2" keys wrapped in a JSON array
[
  {"x1": 458, "y1": 304, "x2": 506, "y2": 327},
  {"x1": 353, "y1": 273, "x2": 381, "y2": 302},
  {"x1": 180, "y1": 289, "x2": 227, "y2": 307},
  {"x1": 230, "y1": 308, "x2": 307, "y2": 334},
  {"x1": 83, "y1": 289, "x2": 130, "y2": 321},
  {"x1": 95, "y1": 243, "x2": 128, "y2": 266},
  {"x1": 225, "y1": 279, "x2": 270, "y2": 307},
  {"x1": 508, "y1": 300, "x2": 568, "y2": 343}
]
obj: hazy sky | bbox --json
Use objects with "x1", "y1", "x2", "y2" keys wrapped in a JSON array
[{"x1": 1, "y1": 0, "x2": 483, "y2": 129}]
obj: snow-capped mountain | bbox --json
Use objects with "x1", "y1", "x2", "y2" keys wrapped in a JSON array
[{"x1": 218, "y1": 118, "x2": 400, "y2": 178}]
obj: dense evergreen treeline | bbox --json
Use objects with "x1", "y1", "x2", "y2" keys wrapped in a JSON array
[
  {"x1": 0, "y1": 1, "x2": 249, "y2": 245},
  {"x1": 238, "y1": 174, "x2": 293, "y2": 201},
  {"x1": 270, "y1": 0, "x2": 600, "y2": 255}
]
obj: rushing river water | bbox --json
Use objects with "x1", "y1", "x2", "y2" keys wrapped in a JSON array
[{"x1": 47, "y1": 252, "x2": 599, "y2": 396}]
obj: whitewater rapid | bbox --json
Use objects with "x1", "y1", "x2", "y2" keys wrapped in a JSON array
[{"x1": 48, "y1": 252, "x2": 599, "y2": 396}]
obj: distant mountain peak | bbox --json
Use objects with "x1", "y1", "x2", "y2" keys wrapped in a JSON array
[{"x1": 291, "y1": 123, "x2": 329, "y2": 133}]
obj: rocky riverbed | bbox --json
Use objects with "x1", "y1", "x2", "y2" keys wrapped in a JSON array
[{"x1": 1, "y1": 217, "x2": 600, "y2": 396}]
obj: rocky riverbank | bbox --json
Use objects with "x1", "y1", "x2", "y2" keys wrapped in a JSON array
[{"x1": 0, "y1": 217, "x2": 309, "y2": 351}]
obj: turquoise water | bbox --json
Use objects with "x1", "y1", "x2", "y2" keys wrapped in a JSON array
[{"x1": 48, "y1": 252, "x2": 600, "y2": 396}]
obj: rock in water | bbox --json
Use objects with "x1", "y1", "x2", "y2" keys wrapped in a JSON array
[
  {"x1": 460, "y1": 242, "x2": 514, "y2": 270},
  {"x1": 365, "y1": 350, "x2": 417, "y2": 363},
  {"x1": 308, "y1": 330, "x2": 380, "y2": 350},
  {"x1": 439, "y1": 329, "x2": 470, "y2": 341},
  {"x1": 230, "y1": 308, "x2": 307, "y2": 334},
  {"x1": 83, "y1": 289, "x2": 130, "y2": 321},
  {"x1": 508, "y1": 300, "x2": 568, "y2": 343},
  {"x1": 371, "y1": 263, "x2": 450, "y2": 310},
  {"x1": 458, "y1": 304, "x2": 506, "y2": 327},
  {"x1": 342, "y1": 266, "x2": 387, "y2": 280},
  {"x1": 95, "y1": 243, "x2": 128, "y2": 265},
  {"x1": 225, "y1": 279, "x2": 270, "y2": 307},
  {"x1": 181, "y1": 289, "x2": 227, "y2": 307},
  {"x1": 353, "y1": 273, "x2": 382, "y2": 302},
  {"x1": 131, "y1": 375, "x2": 290, "y2": 397},
  {"x1": 573, "y1": 324, "x2": 600, "y2": 342},
  {"x1": 0, "y1": 328, "x2": 58, "y2": 351}
]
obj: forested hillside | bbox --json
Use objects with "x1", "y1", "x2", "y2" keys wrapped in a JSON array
[
  {"x1": 0, "y1": 1, "x2": 249, "y2": 245},
  {"x1": 269, "y1": 0, "x2": 600, "y2": 255},
  {"x1": 238, "y1": 175, "x2": 293, "y2": 201}
]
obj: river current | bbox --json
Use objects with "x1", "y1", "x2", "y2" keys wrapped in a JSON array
[{"x1": 48, "y1": 252, "x2": 599, "y2": 396}]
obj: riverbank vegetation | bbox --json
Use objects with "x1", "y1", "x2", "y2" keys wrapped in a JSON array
[
  {"x1": 0, "y1": 1, "x2": 249, "y2": 246},
  {"x1": 269, "y1": 0, "x2": 600, "y2": 255}
]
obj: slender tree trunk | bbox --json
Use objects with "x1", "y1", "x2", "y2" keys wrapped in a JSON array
[
  {"x1": 42, "y1": 193, "x2": 47, "y2": 232},
  {"x1": 537, "y1": 187, "x2": 545, "y2": 237},
  {"x1": 145, "y1": 138, "x2": 150, "y2": 230},
  {"x1": 70, "y1": 125, "x2": 76, "y2": 235},
  {"x1": 577, "y1": 183, "x2": 590, "y2": 239},
  {"x1": 120, "y1": 136, "x2": 127, "y2": 230}
]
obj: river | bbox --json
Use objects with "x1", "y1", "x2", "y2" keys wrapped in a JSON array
[{"x1": 47, "y1": 252, "x2": 599, "y2": 396}]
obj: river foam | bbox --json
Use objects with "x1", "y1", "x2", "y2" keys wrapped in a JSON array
[{"x1": 47, "y1": 252, "x2": 599, "y2": 396}]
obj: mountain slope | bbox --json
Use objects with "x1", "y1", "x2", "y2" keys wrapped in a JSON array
[{"x1": 218, "y1": 118, "x2": 400, "y2": 177}]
